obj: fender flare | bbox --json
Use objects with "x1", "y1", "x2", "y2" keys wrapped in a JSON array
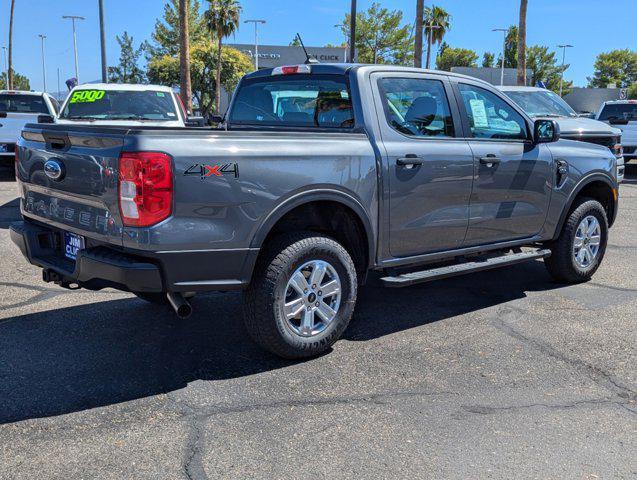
[
  {"x1": 553, "y1": 173, "x2": 618, "y2": 239},
  {"x1": 249, "y1": 188, "x2": 376, "y2": 268}
]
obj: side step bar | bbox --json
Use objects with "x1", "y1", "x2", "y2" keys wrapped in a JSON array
[{"x1": 381, "y1": 249, "x2": 551, "y2": 288}]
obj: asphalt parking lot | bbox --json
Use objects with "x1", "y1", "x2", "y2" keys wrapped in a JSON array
[{"x1": 0, "y1": 167, "x2": 635, "y2": 480}]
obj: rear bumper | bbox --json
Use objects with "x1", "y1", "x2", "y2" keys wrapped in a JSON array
[{"x1": 10, "y1": 220, "x2": 257, "y2": 293}]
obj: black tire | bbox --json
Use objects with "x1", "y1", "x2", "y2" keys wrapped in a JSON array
[
  {"x1": 544, "y1": 197, "x2": 608, "y2": 283},
  {"x1": 244, "y1": 232, "x2": 358, "y2": 359},
  {"x1": 134, "y1": 292, "x2": 168, "y2": 305}
]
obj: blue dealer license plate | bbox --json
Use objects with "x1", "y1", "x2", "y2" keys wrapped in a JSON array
[{"x1": 64, "y1": 232, "x2": 85, "y2": 261}]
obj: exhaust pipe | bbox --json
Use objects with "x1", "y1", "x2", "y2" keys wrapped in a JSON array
[{"x1": 167, "y1": 292, "x2": 193, "y2": 319}]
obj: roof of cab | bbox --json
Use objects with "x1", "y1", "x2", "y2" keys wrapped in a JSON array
[
  {"x1": 71, "y1": 83, "x2": 176, "y2": 93},
  {"x1": 0, "y1": 90, "x2": 47, "y2": 96},
  {"x1": 242, "y1": 63, "x2": 493, "y2": 84}
]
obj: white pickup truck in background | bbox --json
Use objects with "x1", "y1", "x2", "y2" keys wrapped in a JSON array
[
  {"x1": 0, "y1": 90, "x2": 60, "y2": 175},
  {"x1": 595, "y1": 100, "x2": 637, "y2": 164},
  {"x1": 56, "y1": 83, "x2": 203, "y2": 128}
]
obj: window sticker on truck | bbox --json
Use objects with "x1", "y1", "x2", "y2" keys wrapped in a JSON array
[
  {"x1": 184, "y1": 163, "x2": 239, "y2": 180},
  {"x1": 69, "y1": 90, "x2": 106, "y2": 104}
]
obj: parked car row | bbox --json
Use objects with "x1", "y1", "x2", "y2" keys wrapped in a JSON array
[
  {"x1": 1, "y1": 84, "x2": 207, "y2": 176},
  {"x1": 498, "y1": 86, "x2": 625, "y2": 182}
]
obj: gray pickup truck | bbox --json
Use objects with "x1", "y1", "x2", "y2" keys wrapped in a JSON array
[{"x1": 11, "y1": 64, "x2": 619, "y2": 358}]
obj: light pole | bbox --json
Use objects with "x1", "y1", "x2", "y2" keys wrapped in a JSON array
[
  {"x1": 38, "y1": 34, "x2": 47, "y2": 92},
  {"x1": 98, "y1": 0, "x2": 108, "y2": 83},
  {"x1": 1, "y1": 47, "x2": 7, "y2": 86},
  {"x1": 425, "y1": 23, "x2": 441, "y2": 69},
  {"x1": 492, "y1": 28, "x2": 507, "y2": 86},
  {"x1": 349, "y1": 0, "x2": 357, "y2": 64},
  {"x1": 62, "y1": 15, "x2": 85, "y2": 83},
  {"x1": 244, "y1": 19, "x2": 266, "y2": 71},
  {"x1": 558, "y1": 44, "x2": 573, "y2": 96}
]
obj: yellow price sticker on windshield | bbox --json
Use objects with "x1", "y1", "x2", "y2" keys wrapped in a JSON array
[{"x1": 70, "y1": 90, "x2": 106, "y2": 104}]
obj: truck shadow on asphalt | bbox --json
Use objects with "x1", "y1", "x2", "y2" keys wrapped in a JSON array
[{"x1": 0, "y1": 260, "x2": 564, "y2": 424}]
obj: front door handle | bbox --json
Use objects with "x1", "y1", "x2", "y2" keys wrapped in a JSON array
[
  {"x1": 397, "y1": 154, "x2": 424, "y2": 168},
  {"x1": 479, "y1": 154, "x2": 501, "y2": 167}
]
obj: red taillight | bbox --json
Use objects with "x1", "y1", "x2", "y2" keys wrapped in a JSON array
[{"x1": 118, "y1": 152, "x2": 173, "y2": 227}]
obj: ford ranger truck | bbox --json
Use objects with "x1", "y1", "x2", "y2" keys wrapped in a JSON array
[{"x1": 11, "y1": 64, "x2": 619, "y2": 359}]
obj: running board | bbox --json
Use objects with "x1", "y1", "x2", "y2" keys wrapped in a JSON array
[{"x1": 381, "y1": 249, "x2": 551, "y2": 288}]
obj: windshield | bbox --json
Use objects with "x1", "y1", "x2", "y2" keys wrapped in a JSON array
[
  {"x1": 229, "y1": 74, "x2": 354, "y2": 129},
  {"x1": 0, "y1": 94, "x2": 49, "y2": 114},
  {"x1": 599, "y1": 103, "x2": 637, "y2": 121},
  {"x1": 504, "y1": 90, "x2": 577, "y2": 118},
  {"x1": 60, "y1": 89, "x2": 178, "y2": 121}
]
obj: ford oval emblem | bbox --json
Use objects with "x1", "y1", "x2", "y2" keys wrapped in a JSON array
[{"x1": 44, "y1": 159, "x2": 65, "y2": 181}]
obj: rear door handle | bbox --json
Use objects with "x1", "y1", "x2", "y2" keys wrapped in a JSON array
[
  {"x1": 397, "y1": 154, "x2": 424, "y2": 167},
  {"x1": 479, "y1": 155, "x2": 501, "y2": 166}
]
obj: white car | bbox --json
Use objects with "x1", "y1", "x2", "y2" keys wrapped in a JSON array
[
  {"x1": 499, "y1": 86, "x2": 625, "y2": 182},
  {"x1": 56, "y1": 83, "x2": 201, "y2": 128},
  {"x1": 595, "y1": 100, "x2": 637, "y2": 164},
  {"x1": 0, "y1": 90, "x2": 59, "y2": 174}
]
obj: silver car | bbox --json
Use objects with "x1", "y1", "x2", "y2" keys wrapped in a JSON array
[{"x1": 499, "y1": 86, "x2": 625, "y2": 182}]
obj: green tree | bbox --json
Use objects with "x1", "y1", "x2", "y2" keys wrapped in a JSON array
[
  {"x1": 526, "y1": 45, "x2": 572, "y2": 95},
  {"x1": 628, "y1": 83, "x2": 637, "y2": 100},
  {"x1": 204, "y1": 0, "x2": 242, "y2": 113},
  {"x1": 289, "y1": 35, "x2": 302, "y2": 47},
  {"x1": 482, "y1": 52, "x2": 495, "y2": 68},
  {"x1": 150, "y1": 0, "x2": 207, "y2": 57},
  {"x1": 148, "y1": 43, "x2": 252, "y2": 116},
  {"x1": 423, "y1": 5, "x2": 451, "y2": 69},
  {"x1": 588, "y1": 49, "x2": 637, "y2": 88},
  {"x1": 341, "y1": 2, "x2": 413, "y2": 65},
  {"x1": 435, "y1": 43, "x2": 478, "y2": 71},
  {"x1": 108, "y1": 32, "x2": 146, "y2": 84},
  {"x1": 0, "y1": 71, "x2": 30, "y2": 90}
]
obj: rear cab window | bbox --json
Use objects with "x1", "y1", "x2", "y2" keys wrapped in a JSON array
[
  {"x1": 0, "y1": 94, "x2": 50, "y2": 114},
  {"x1": 599, "y1": 103, "x2": 637, "y2": 121},
  {"x1": 60, "y1": 89, "x2": 179, "y2": 121},
  {"x1": 228, "y1": 74, "x2": 354, "y2": 130}
]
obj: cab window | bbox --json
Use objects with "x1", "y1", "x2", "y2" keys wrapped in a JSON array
[
  {"x1": 229, "y1": 74, "x2": 354, "y2": 129},
  {"x1": 458, "y1": 84, "x2": 528, "y2": 140},
  {"x1": 378, "y1": 77, "x2": 455, "y2": 137}
]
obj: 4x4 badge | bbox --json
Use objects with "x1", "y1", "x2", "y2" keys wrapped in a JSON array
[{"x1": 184, "y1": 163, "x2": 239, "y2": 180}]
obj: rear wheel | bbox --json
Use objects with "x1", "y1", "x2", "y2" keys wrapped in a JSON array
[
  {"x1": 545, "y1": 198, "x2": 608, "y2": 283},
  {"x1": 244, "y1": 232, "x2": 358, "y2": 359}
]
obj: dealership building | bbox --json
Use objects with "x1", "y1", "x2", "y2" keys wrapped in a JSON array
[{"x1": 220, "y1": 43, "x2": 348, "y2": 112}]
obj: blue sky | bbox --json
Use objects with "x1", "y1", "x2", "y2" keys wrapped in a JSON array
[{"x1": 1, "y1": 0, "x2": 635, "y2": 92}]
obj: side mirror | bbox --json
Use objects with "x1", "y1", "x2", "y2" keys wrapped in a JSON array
[
  {"x1": 210, "y1": 115, "x2": 224, "y2": 124},
  {"x1": 37, "y1": 114, "x2": 55, "y2": 124},
  {"x1": 534, "y1": 119, "x2": 560, "y2": 144},
  {"x1": 185, "y1": 116, "x2": 205, "y2": 127}
]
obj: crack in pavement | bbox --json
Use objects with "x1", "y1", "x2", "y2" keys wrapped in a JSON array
[
  {"x1": 462, "y1": 397, "x2": 636, "y2": 416},
  {"x1": 586, "y1": 282, "x2": 637, "y2": 293},
  {"x1": 491, "y1": 307, "x2": 636, "y2": 402}
]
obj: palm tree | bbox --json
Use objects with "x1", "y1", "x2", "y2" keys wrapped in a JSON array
[
  {"x1": 517, "y1": 0, "x2": 528, "y2": 85},
  {"x1": 423, "y1": 5, "x2": 451, "y2": 69},
  {"x1": 8, "y1": 0, "x2": 16, "y2": 89},
  {"x1": 204, "y1": 0, "x2": 242, "y2": 113},
  {"x1": 414, "y1": 0, "x2": 424, "y2": 68},
  {"x1": 179, "y1": 0, "x2": 193, "y2": 112}
]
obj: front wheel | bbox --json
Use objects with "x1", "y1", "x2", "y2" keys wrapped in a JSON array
[
  {"x1": 244, "y1": 232, "x2": 358, "y2": 359},
  {"x1": 544, "y1": 197, "x2": 608, "y2": 283}
]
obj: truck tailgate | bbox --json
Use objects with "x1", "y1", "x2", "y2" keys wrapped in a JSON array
[{"x1": 17, "y1": 124, "x2": 129, "y2": 246}]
